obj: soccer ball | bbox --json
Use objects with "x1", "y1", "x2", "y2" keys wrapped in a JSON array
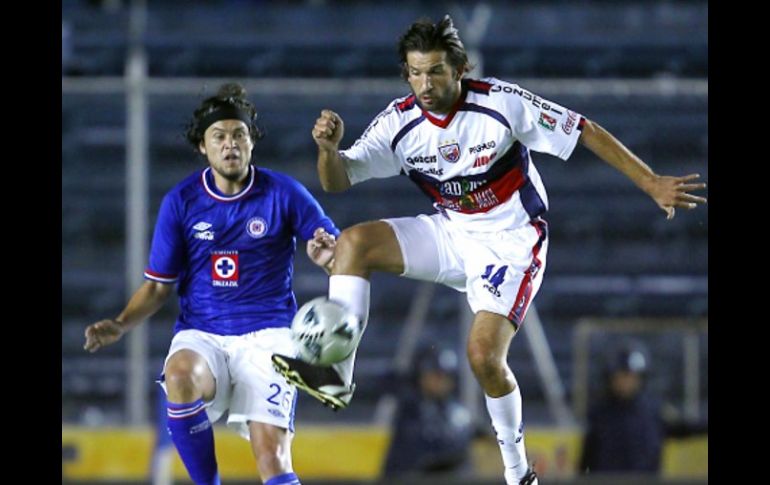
[{"x1": 291, "y1": 297, "x2": 363, "y2": 366}]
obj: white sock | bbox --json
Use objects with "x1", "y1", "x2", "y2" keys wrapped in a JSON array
[
  {"x1": 486, "y1": 386, "x2": 529, "y2": 484},
  {"x1": 328, "y1": 275, "x2": 370, "y2": 385}
]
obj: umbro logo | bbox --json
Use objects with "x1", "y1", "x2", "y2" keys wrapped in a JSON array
[{"x1": 193, "y1": 221, "x2": 214, "y2": 240}]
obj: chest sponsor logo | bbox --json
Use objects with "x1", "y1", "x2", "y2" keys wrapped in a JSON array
[
  {"x1": 211, "y1": 251, "x2": 239, "y2": 287},
  {"x1": 438, "y1": 140, "x2": 461, "y2": 163},
  {"x1": 406, "y1": 155, "x2": 437, "y2": 165},
  {"x1": 468, "y1": 140, "x2": 496, "y2": 154},
  {"x1": 538, "y1": 112, "x2": 557, "y2": 131},
  {"x1": 473, "y1": 152, "x2": 497, "y2": 168},
  {"x1": 246, "y1": 217, "x2": 268, "y2": 239},
  {"x1": 415, "y1": 167, "x2": 444, "y2": 176},
  {"x1": 440, "y1": 179, "x2": 487, "y2": 197}
]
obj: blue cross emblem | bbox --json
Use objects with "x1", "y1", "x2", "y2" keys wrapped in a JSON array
[{"x1": 217, "y1": 258, "x2": 234, "y2": 276}]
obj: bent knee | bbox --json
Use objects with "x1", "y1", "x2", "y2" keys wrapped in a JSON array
[
  {"x1": 336, "y1": 224, "x2": 375, "y2": 255},
  {"x1": 164, "y1": 351, "x2": 208, "y2": 397},
  {"x1": 467, "y1": 341, "x2": 505, "y2": 378},
  {"x1": 334, "y1": 222, "x2": 402, "y2": 275}
]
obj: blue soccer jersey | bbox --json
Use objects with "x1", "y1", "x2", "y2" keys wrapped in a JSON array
[{"x1": 144, "y1": 166, "x2": 339, "y2": 335}]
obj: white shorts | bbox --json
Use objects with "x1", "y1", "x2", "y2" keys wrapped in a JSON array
[
  {"x1": 383, "y1": 213, "x2": 548, "y2": 329},
  {"x1": 159, "y1": 327, "x2": 298, "y2": 440}
]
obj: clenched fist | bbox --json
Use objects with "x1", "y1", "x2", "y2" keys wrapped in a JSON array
[{"x1": 312, "y1": 110, "x2": 345, "y2": 151}]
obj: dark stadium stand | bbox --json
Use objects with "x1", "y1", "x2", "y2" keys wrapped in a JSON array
[{"x1": 62, "y1": 1, "x2": 707, "y2": 425}]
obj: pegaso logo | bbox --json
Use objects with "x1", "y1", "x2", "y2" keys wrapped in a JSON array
[
  {"x1": 468, "y1": 140, "x2": 496, "y2": 154},
  {"x1": 246, "y1": 217, "x2": 268, "y2": 239}
]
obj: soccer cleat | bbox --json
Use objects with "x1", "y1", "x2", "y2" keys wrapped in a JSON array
[
  {"x1": 519, "y1": 467, "x2": 538, "y2": 485},
  {"x1": 271, "y1": 354, "x2": 355, "y2": 411}
]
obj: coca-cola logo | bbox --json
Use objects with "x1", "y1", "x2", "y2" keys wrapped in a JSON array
[{"x1": 562, "y1": 110, "x2": 578, "y2": 135}]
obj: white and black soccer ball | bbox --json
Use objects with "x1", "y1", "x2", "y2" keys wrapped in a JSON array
[{"x1": 291, "y1": 297, "x2": 363, "y2": 366}]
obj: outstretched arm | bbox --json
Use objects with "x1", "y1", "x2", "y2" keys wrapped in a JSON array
[
  {"x1": 313, "y1": 109, "x2": 352, "y2": 192},
  {"x1": 579, "y1": 118, "x2": 707, "y2": 219},
  {"x1": 84, "y1": 280, "x2": 174, "y2": 352},
  {"x1": 306, "y1": 227, "x2": 337, "y2": 275}
]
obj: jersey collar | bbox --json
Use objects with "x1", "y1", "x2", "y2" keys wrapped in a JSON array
[
  {"x1": 419, "y1": 81, "x2": 469, "y2": 129},
  {"x1": 201, "y1": 165, "x2": 257, "y2": 202}
]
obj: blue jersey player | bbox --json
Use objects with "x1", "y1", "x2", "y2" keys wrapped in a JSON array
[{"x1": 84, "y1": 83, "x2": 337, "y2": 485}]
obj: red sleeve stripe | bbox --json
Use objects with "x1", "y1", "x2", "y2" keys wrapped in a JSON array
[
  {"x1": 397, "y1": 95, "x2": 417, "y2": 112},
  {"x1": 144, "y1": 269, "x2": 178, "y2": 283},
  {"x1": 466, "y1": 80, "x2": 493, "y2": 94}
]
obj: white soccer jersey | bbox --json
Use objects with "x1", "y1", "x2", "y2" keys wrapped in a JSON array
[{"x1": 340, "y1": 77, "x2": 585, "y2": 232}]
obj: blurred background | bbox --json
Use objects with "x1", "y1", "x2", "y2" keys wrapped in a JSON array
[{"x1": 62, "y1": 0, "x2": 707, "y2": 483}]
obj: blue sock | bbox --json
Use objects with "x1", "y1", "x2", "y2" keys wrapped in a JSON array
[
  {"x1": 167, "y1": 399, "x2": 220, "y2": 485},
  {"x1": 264, "y1": 472, "x2": 301, "y2": 485}
]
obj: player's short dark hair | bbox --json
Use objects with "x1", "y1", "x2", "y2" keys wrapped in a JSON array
[
  {"x1": 185, "y1": 82, "x2": 265, "y2": 150},
  {"x1": 397, "y1": 14, "x2": 473, "y2": 81}
]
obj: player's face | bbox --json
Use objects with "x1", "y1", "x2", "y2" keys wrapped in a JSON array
[
  {"x1": 199, "y1": 120, "x2": 254, "y2": 182},
  {"x1": 406, "y1": 50, "x2": 462, "y2": 114}
]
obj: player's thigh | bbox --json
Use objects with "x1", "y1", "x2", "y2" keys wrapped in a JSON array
[
  {"x1": 226, "y1": 328, "x2": 298, "y2": 440},
  {"x1": 337, "y1": 220, "x2": 405, "y2": 273},
  {"x1": 160, "y1": 330, "x2": 231, "y2": 422},
  {"x1": 463, "y1": 220, "x2": 548, "y2": 329},
  {"x1": 383, "y1": 214, "x2": 465, "y2": 288}
]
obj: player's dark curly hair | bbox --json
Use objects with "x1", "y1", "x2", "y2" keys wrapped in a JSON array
[
  {"x1": 184, "y1": 82, "x2": 264, "y2": 151},
  {"x1": 397, "y1": 14, "x2": 473, "y2": 81}
]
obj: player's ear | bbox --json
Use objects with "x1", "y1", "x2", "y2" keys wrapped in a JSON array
[{"x1": 198, "y1": 140, "x2": 207, "y2": 155}]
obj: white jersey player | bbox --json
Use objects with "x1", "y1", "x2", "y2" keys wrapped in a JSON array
[{"x1": 273, "y1": 15, "x2": 706, "y2": 485}]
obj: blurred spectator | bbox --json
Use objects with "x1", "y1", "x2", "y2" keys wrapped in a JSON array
[
  {"x1": 579, "y1": 341, "x2": 707, "y2": 475},
  {"x1": 383, "y1": 345, "x2": 475, "y2": 479}
]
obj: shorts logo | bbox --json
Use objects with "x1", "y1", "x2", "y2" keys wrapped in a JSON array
[
  {"x1": 212, "y1": 251, "x2": 239, "y2": 287},
  {"x1": 268, "y1": 408, "x2": 285, "y2": 419},
  {"x1": 481, "y1": 264, "x2": 508, "y2": 298},
  {"x1": 246, "y1": 217, "x2": 268, "y2": 239},
  {"x1": 538, "y1": 112, "x2": 557, "y2": 131},
  {"x1": 438, "y1": 140, "x2": 461, "y2": 163},
  {"x1": 562, "y1": 110, "x2": 578, "y2": 135}
]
